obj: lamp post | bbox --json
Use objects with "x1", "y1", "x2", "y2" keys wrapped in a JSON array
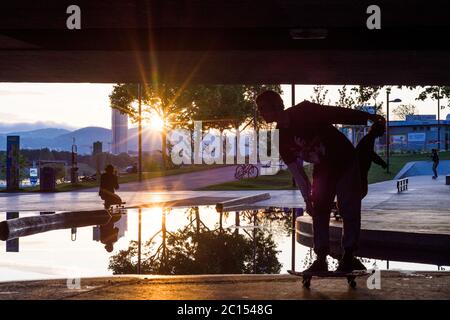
[
  {"x1": 138, "y1": 83, "x2": 142, "y2": 182},
  {"x1": 437, "y1": 88, "x2": 442, "y2": 151},
  {"x1": 385, "y1": 88, "x2": 401, "y2": 174}
]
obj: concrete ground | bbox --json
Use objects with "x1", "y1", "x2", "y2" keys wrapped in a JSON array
[
  {"x1": 0, "y1": 174, "x2": 449, "y2": 300},
  {"x1": 115, "y1": 166, "x2": 239, "y2": 191},
  {"x1": 360, "y1": 175, "x2": 450, "y2": 235},
  {"x1": 0, "y1": 272, "x2": 449, "y2": 300}
]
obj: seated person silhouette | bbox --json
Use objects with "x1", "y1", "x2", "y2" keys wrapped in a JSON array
[
  {"x1": 99, "y1": 164, "x2": 123, "y2": 209},
  {"x1": 356, "y1": 120, "x2": 387, "y2": 199},
  {"x1": 100, "y1": 215, "x2": 121, "y2": 253}
]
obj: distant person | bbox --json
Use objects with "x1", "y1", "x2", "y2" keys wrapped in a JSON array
[
  {"x1": 99, "y1": 164, "x2": 123, "y2": 209},
  {"x1": 431, "y1": 149, "x2": 439, "y2": 179},
  {"x1": 256, "y1": 90, "x2": 384, "y2": 273},
  {"x1": 356, "y1": 121, "x2": 388, "y2": 198}
]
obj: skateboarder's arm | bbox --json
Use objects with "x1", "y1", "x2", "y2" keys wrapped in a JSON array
[
  {"x1": 286, "y1": 161, "x2": 312, "y2": 204},
  {"x1": 298, "y1": 101, "x2": 382, "y2": 125},
  {"x1": 114, "y1": 176, "x2": 119, "y2": 190},
  {"x1": 371, "y1": 151, "x2": 387, "y2": 168}
]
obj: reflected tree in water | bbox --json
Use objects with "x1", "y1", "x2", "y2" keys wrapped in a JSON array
[{"x1": 109, "y1": 208, "x2": 282, "y2": 275}]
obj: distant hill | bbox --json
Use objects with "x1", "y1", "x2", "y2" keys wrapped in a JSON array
[
  {"x1": 0, "y1": 126, "x2": 161, "y2": 154},
  {"x1": 7, "y1": 128, "x2": 71, "y2": 139},
  {"x1": 54, "y1": 127, "x2": 112, "y2": 154}
]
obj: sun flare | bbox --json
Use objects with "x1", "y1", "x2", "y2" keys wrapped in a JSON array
[{"x1": 150, "y1": 113, "x2": 165, "y2": 132}]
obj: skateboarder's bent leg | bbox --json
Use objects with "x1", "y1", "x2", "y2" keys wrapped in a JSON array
[
  {"x1": 307, "y1": 166, "x2": 337, "y2": 272},
  {"x1": 335, "y1": 159, "x2": 365, "y2": 271},
  {"x1": 101, "y1": 190, "x2": 123, "y2": 209}
]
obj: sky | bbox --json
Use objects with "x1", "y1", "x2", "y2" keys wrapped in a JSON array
[{"x1": 0, "y1": 83, "x2": 449, "y2": 132}]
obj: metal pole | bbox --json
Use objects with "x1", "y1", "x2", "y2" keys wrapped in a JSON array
[
  {"x1": 138, "y1": 84, "x2": 143, "y2": 182},
  {"x1": 437, "y1": 90, "x2": 441, "y2": 151},
  {"x1": 291, "y1": 84, "x2": 297, "y2": 187},
  {"x1": 291, "y1": 85, "x2": 297, "y2": 268},
  {"x1": 254, "y1": 91, "x2": 259, "y2": 165},
  {"x1": 291, "y1": 83, "x2": 295, "y2": 106},
  {"x1": 137, "y1": 208, "x2": 142, "y2": 274},
  {"x1": 253, "y1": 211, "x2": 257, "y2": 274},
  {"x1": 291, "y1": 209, "x2": 296, "y2": 271},
  {"x1": 386, "y1": 88, "x2": 390, "y2": 174}
]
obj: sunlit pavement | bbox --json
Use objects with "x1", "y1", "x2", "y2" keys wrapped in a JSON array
[{"x1": 0, "y1": 272, "x2": 449, "y2": 300}]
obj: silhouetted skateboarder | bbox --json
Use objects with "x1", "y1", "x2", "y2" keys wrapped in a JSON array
[
  {"x1": 431, "y1": 149, "x2": 439, "y2": 179},
  {"x1": 100, "y1": 214, "x2": 122, "y2": 252},
  {"x1": 356, "y1": 121, "x2": 387, "y2": 198},
  {"x1": 256, "y1": 90, "x2": 384, "y2": 273},
  {"x1": 99, "y1": 164, "x2": 123, "y2": 209}
]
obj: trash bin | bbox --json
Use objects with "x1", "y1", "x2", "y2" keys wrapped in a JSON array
[{"x1": 40, "y1": 166, "x2": 56, "y2": 192}]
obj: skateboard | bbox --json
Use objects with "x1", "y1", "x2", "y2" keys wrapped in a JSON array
[
  {"x1": 105, "y1": 202, "x2": 127, "y2": 215},
  {"x1": 287, "y1": 269, "x2": 369, "y2": 289}
]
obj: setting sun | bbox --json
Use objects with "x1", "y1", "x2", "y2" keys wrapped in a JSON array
[{"x1": 150, "y1": 113, "x2": 165, "y2": 132}]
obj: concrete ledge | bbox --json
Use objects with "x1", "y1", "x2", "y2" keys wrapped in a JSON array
[
  {"x1": 296, "y1": 216, "x2": 450, "y2": 265},
  {"x1": 215, "y1": 193, "x2": 271, "y2": 212}
]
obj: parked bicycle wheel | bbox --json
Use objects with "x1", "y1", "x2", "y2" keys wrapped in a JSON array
[
  {"x1": 234, "y1": 165, "x2": 246, "y2": 180},
  {"x1": 247, "y1": 165, "x2": 259, "y2": 178}
]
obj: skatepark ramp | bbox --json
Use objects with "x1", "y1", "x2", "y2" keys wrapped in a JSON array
[{"x1": 395, "y1": 160, "x2": 450, "y2": 179}]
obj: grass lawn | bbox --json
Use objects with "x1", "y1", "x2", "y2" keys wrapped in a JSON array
[
  {"x1": 5, "y1": 165, "x2": 225, "y2": 193},
  {"x1": 201, "y1": 151, "x2": 450, "y2": 190}
]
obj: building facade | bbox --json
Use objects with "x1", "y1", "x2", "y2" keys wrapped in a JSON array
[
  {"x1": 111, "y1": 108, "x2": 128, "y2": 155},
  {"x1": 340, "y1": 113, "x2": 450, "y2": 153},
  {"x1": 388, "y1": 115, "x2": 450, "y2": 152}
]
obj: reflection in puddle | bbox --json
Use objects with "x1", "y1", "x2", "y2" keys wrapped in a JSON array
[
  {"x1": 0, "y1": 207, "x2": 448, "y2": 282},
  {"x1": 109, "y1": 207, "x2": 282, "y2": 275}
]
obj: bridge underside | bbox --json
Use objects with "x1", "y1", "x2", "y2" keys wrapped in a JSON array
[{"x1": 1, "y1": 1, "x2": 450, "y2": 84}]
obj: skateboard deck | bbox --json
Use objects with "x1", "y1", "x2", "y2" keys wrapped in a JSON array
[
  {"x1": 287, "y1": 269, "x2": 369, "y2": 289},
  {"x1": 106, "y1": 202, "x2": 127, "y2": 215}
]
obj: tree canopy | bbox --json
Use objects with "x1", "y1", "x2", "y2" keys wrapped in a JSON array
[
  {"x1": 393, "y1": 104, "x2": 417, "y2": 120},
  {"x1": 109, "y1": 84, "x2": 281, "y2": 167}
]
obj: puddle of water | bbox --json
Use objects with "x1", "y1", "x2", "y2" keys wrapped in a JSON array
[{"x1": 0, "y1": 207, "x2": 448, "y2": 282}]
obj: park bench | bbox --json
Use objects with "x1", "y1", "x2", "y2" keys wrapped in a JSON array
[{"x1": 397, "y1": 178, "x2": 408, "y2": 193}]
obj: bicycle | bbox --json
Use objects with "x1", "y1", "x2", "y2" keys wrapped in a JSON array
[{"x1": 234, "y1": 164, "x2": 259, "y2": 180}]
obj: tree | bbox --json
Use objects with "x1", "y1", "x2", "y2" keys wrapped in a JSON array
[
  {"x1": 190, "y1": 85, "x2": 250, "y2": 132},
  {"x1": 335, "y1": 85, "x2": 384, "y2": 144},
  {"x1": 336, "y1": 85, "x2": 383, "y2": 113},
  {"x1": 191, "y1": 84, "x2": 282, "y2": 131},
  {"x1": 400, "y1": 85, "x2": 450, "y2": 109},
  {"x1": 393, "y1": 104, "x2": 417, "y2": 120},
  {"x1": 110, "y1": 84, "x2": 282, "y2": 167},
  {"x1": 414, "y1": 86, "x2": 450, "y2": 103},
  {"x1": 337, "y1": 85, "x2": 356, "y2": 108},
  {"x1": 350, "y1": 85, "x2": 384, "y2": 114},
  {"x1": 310, "y1": 85, "x2": 330, "y2": 105},
  {"x1": 110, "y1": 84, "x2": 199, "y2": 169}
]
